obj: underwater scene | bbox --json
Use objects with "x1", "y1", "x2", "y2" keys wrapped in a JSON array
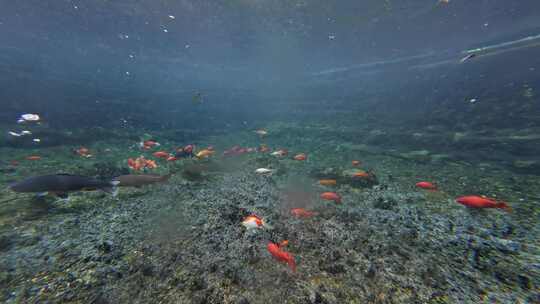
[{"x1": 1, "y1": 1, "x2": 540, "y2": 303}]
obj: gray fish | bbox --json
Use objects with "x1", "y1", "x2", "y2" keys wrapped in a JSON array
[
  {"x1": 113, "y1": 173, "x2": 171, "y2": 187},
  {"x1": 9, "y1": 174, "x2": 118, "y2": 198}
]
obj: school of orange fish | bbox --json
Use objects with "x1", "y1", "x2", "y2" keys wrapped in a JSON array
[{"x1": 10, "y1": 129, "x2": 511, "y2": 273}]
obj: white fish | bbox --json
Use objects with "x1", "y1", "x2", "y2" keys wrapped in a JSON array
[
  {"x1": 271, "y1": 150, "x2": 287, "y2": 157},
  {"x1": 9, "y1": 131, "x2": 22, "y2": 137},
  {"x1": 21, "y1": 130, "x2": 32, "y2": 135},
  {"x1": 18, "y1": 113, "x2": 40, "y2": 123},
  {"x1": 254, "y1": 129, "x2": 268, "y2": 136},
  {"x1": 255, "y1": 168, "x2": 273, "y2": 175},
  {"x1": 241, "y1": 215, "x2": 271, "y2": 230},
  {"x1": 33, "y1": 138, "x2": 41, "y2": 143}
]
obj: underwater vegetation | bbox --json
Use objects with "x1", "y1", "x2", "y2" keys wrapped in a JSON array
[
  {"x1": 0, "y1": 121, "x2": 539, "y2": 303},
  {"x1": 1, "y1": 1, "x2": 540, "y2": 303}
]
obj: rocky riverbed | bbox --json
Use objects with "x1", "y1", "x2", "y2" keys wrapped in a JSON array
[{"x1": 0, "y1": 128, "x2": 539, "y2": 303}]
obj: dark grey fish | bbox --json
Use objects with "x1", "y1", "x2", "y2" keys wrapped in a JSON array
[
  {"x1": 9, "y1": 174, "x2": 118, "y2": 197},
  {"x1": 114, "y1": 173, "x2": 171, "y2": 187}
]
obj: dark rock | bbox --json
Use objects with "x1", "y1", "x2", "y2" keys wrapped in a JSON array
[
  {"x1": 97, "y1": 240, "x2": 114, "y2": 253},
  {"x1": 321, "y1": 263, "x2": 347, "y2": 275},
  {"x1": 309, "y1": 291, "x2": 329, "y2": 304},
  {"x1": 235, "y1": 296, "x2": 250, "y2": 304},
  {"x1": 366, "y1": 263, "x2": 376, "y2": 278},
  {"x1": 0, "y1": 234, "x2": 13, "y2": 251},
  {"x1": 188, "y1": 276, "x2": 206, "y2": 291},
  {"x1": 517, "y1": 275, "x2": 532, "y2": 290}
]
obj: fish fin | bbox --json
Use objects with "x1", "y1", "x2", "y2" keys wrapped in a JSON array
[
  {"x1": 111, "y1": 187, "x2": 119, "y2": 197},
  {"x1": 497, "y1": 202, "x2": 512, "y2": 213},
  {"x1": 100, "y1": 181, "x2": 119, "y2": 195},
  {"x1": 262, "y1": 222, "x2": 274, "y2": 230},
  {"x1": 160, "y1": 173, "x2": 173, "y2": 182},
  {"x1": 287, "y1": 257, "x2": 296, "y2": 272}
]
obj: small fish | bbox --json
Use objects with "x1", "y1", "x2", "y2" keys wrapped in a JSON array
[
  {"x1": 9, "y1": 131, "x2": 22, "y2": 137},
  {"x1": 175, "y1": 145, "x2": 194, "y2": 158},
  {"x1": 33, "y1": 138, "x2": 41, "y2": 143},
  {"x1": 9, "y1": 174, "x2": 119, "y2": 197},
  {"x1": 267, "y1": 241, "x2": 296, "y2": 272},
  {"x1": 352, "y1": 160, "x2": 361, "y2": 166},
  {"x1": 294, "y1": 153, "x2": 307, "y2": 161},
  {"x1": 166, "y1": 156, "x2": 178, "y2": 162},
  {"x1": 17, "y1": 113, "x2": 40, "y2": 123},
  {"x1": 254, "y1": 129, "x2": 268, "y2": 137},
  {"x1": 271, "y1": 149, "x2": 288, "y2": 157},
  {"x1": 319, "y1": 179, "x2": 337, "y2": 186},
  {"x1": 20, "y1": 130, "x2": 32, "y2": 135},
  {"x1": 352, "y1": 171, "x2": 369, "y2": 178},
  {"x1": 416, "y1": 181, "x2": 437, "y2": 190},
  {"x1": 258, "y1": 144, "x2": 270, "y2": 153},
  {"x1": 145, "y1": 159, "x2": 157, "y2": 169},
  {"x1": 152, "y1": 151, "x2": 170, "y2": 158},
  {"x1": 255, "y1": 168, "x2": 273, "y2": 175},
  {"x1": 139, "y1": 140, "x2": 160, "y2": 150},
  {"x1": 75, "y1": 147, "x2": 92, "y2": 157},
  {"x1": 193, "y1": 92, "x2": 204, "y2": 104},
  {"x1": 196, "y1": 149, "x2": 214, "y2": 159},
  {"x1": 456, "y1": 195, "x2": 511, "y2": 212},
  {"x1": 114, "y1": 173, "x2": 172, "y2": 187},
  {"x1": 128, "y1": 156, "x2": 157, "y2": 171},
  {"x1": 290, "y1": 208, "x2": 317, "y2": 218},
  {"x1": 223, "y1": 145, "x2": 248, "y2": 157},
  {"x1": 26, "y1": 156, "x2": 41, "y2": 161},
  {"x1": 241, "y1": 215, "x2": 267, "y2": 230},
  {"x1": 320, "y1": 192, "x2": 342, "y2": 204}
]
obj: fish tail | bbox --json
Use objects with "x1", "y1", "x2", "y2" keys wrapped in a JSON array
[
  {"x1": 101, "y1": 181, "x2": 120, "y2": 196},
  {"x1": 161, "y1": 173, "x2": 173, "y2": 181},
  {"x1": 287, "y1": 257, "x2": 296, "y2": 272},
  {"x1": 497, "y1": 202, "x2": 512, "y2": 213}
]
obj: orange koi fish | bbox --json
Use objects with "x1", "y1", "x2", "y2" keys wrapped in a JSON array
[{"x1": 267, "y1": 241, "x2": 296, "y2": 272}]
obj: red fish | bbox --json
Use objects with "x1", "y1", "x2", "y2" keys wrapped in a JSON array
[
  {"x1": 267, "y1": 241, "x2": 296, "y2": 272},
  {"x1": 128, "y1": 156, "x2": 157, "y2": 171},
  {"x1": 166, "y1": 156, "x2": 177, "y2": 162},
  {"x1": 183, "y1": 145, "x2": 194, "y2": 153},
  {"x1": 294, "y1": 153, "x2": 307, "y2": 161},
  {"x1": 26, "y1": 156, "x2": 41, "y2": 161},
  {"x1": 140, "y1": 140, "x2": 160, "y2": 150},
  {"x1": 290, "y1": 208, "x2": 317, "y2": 218},
  {"x1": 416, "y1": 181, "x2": 437, "y2": 190},
  {"x1": 75, "y1": 147, "x2": 91, "y2": 157},
  {"x1": 258, "y1": 145, "x2": 270, "y2": 153},
  {"x1": 456, "y1": 196, "x2": 511, "y2": 212},
  {"x1": 352, "y1": 160, "x2": 361, "y2": 166},
  {"x1": 320, "y1": 192, "x2": 341, "y2": 204},
  {"x1": 153, "y1": 151, "x2": 170, "y2": 158}
]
